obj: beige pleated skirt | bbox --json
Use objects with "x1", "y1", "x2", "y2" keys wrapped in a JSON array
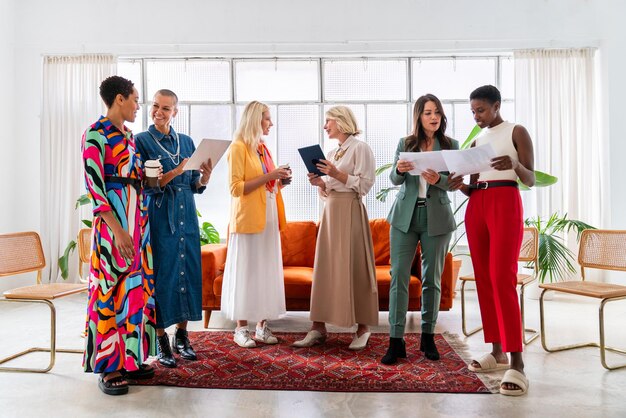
[{"x1": 309, "y1": 191, "x2": 379, "y2": 328}]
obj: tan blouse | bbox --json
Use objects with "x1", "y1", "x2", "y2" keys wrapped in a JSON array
[{"x1": 322, "y1": 135, "x2": 376, "y2": 197}]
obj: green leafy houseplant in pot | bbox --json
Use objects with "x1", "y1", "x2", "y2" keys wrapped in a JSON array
[{"x1": 524, "y1": 212, "x2": 595, "y2": 284}]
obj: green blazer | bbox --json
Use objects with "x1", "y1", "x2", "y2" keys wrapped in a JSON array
[{"x1": 386, "y1": 136, "x2": 459, "y2": 236}]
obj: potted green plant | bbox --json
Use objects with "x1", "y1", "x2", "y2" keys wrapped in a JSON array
[{"x1": 524, "y1": 212, "x2": 595, "y2": 284}]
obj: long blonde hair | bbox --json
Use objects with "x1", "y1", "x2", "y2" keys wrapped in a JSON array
[{"x1": 234, "y1": 101, "x2": 269, "y2": 150}]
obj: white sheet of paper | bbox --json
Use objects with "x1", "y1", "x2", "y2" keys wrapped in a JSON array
[
  {"x1": 399, "y1": 151, "x2": 448, "y2": 174},
  {"x1": 442, "y1": 143, "x2": 497, "y2": 176},
  {"x1": 183, "y1": 138, "x2": 231, "y2": 170}
]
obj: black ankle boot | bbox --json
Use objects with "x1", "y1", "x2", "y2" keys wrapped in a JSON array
[
  {"x1": 419, "y1": 332, "x2": 440, "y2": 361},
  {"x1": 172, "y1": 327, "x2": 197, "y2": 361},
  {"x1": 381, "y1": 337, "x2": 407, "y2": 365},
  {"x1": 157, "y1": 333, "x2": 177, "y2": 368}
]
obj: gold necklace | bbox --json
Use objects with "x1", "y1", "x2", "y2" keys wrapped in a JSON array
[{"x1": 334, "y1": 146, "x2": 348, "y2": 161}]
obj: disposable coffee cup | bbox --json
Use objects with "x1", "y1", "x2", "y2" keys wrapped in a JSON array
[
  {"x1": 279, "y1": 164, "x2": 292, "y2": 185},
  {"x1": 145, "y1": 160, "x2": 161, "y2": 188}
]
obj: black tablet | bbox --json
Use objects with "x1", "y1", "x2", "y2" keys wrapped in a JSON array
[{"x1": 297, "y1": 144, "x2": 327, "y2": 176}]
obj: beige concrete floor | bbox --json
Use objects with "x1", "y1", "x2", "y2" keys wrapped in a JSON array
[{"x1": 1, "y1": 288, "x2": 626, "y2": 418}]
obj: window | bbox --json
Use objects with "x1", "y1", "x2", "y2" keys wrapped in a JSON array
[{"x1": 118, "y1": 55, "x2": 514, "y2": 245}]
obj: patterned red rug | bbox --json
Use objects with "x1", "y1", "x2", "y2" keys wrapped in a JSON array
[{"x1": 136, "y1": 332, "x2": 498, "y2": 393}]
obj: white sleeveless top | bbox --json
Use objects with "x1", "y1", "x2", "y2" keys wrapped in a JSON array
[{"x1": 476, "y1": 121, "x2": 518, "y2": 182}]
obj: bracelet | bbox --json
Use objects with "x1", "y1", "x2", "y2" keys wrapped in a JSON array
[{"x1": 199, "y1": 178, "x2": 209, "y2": 186}]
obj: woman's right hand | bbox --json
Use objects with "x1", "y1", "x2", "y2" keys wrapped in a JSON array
[
  {"x1": 396, "y1": 159, "x2": 415, "y2": 173},
  {"x1": 307, "y1": 172, "x2": 325, "y2": 188},
  {"x1": 112, "y1": 227, "x2": 135, "y2": 260}
]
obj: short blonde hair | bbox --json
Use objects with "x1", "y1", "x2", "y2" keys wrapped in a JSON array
[
  {"x1": 234, "y1": 101, "x2": 269, "y2": 149},
  {"x1": 325, "y1": 106, "x2": 361, "y2": 136}
]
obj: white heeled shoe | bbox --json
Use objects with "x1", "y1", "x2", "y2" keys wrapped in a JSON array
[
  {"x1": 348, "y1": 331, "x2": 371, "y2": 350},
  {"x1": 291, "y1": 330, "x2": 327, "y2": 348}
]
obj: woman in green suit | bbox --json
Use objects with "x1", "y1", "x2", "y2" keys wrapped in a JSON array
[{"x1": 381, "y1": 94, "x2": 458, "y2": 365}]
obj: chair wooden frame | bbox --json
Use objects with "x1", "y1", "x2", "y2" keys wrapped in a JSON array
[
  {"x1": 77, "y1": 228, "x2": 92, "y2": 284},
  {"x1": 460, "y1": 227, "x2": 540, "y2": 344},
  {"x1": 0, "y1": 231, "x2": 87, "y2": 373},
  {"x1": 539, "y1": 229, "x2": 626, "y2": 370}
]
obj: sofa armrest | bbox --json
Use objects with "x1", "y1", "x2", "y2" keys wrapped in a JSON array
[
  {"x1": 439, "y1": 252, "x2": 455, "y2": 311},
  {"x1": 201, "y1": 243, "x2": 227, "y2": 310}
]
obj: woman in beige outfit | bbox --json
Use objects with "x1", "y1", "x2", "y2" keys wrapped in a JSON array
[{"x1": 292, "y1": 106, "x2": 379, "y2": 350}]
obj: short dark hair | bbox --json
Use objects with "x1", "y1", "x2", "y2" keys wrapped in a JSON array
[
  {"x1": 99, "y1": 76, "x2": 135, "y2": 108},
  {"x1": 470, "y1": 85, "x2": 501, "y2": 104},
  {"x1": 154, "y1": 89, "x2": 179, "y2": 105}
]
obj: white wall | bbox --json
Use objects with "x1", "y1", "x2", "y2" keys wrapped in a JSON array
[
  {"x1": 2, "y1": 0, "x2": 626, "y2": 290},
  {"x1": 0, "y1": 0, "x2": 15, "y2": 234}
]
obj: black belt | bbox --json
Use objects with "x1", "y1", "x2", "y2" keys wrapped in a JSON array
[
  {"x1": 469, "y1": 181, "x2": 518, "y2": 190},
  {"x1": 105, "y1": 175, "x2": 142, "y2": 191},
  {"x1": 416, "y1": 200, "x2": 427, "y2": 207}
]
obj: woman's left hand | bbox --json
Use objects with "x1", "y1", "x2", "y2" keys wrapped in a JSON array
[
  {"x1": 317, "y1": 159, "x2": 341, "y2": 178},
  {"x1": 421, "y1": 169, "x2": 441, "y2": 185},
  {"x1": 491, "y1": 155, "x2": 518, "y2": 171},
  {"x1": 199, "y1": 158, "x2": 213, "y2": 185}
]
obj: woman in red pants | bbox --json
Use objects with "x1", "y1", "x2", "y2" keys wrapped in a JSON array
[{"x1": 448, "y1": 85, "x2": 535, "y2": 396}]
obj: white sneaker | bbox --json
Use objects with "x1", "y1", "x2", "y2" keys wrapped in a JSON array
[
  {"x1": 234, "y1": 327, "x2": 256, "y2": 348},
  {"x1": 254, "y1": 323, "x2": 279, "y2": 344}
]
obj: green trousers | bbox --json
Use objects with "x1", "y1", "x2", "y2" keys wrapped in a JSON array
[{"x1": 389, "y1": 205, "x2": 452, "y2": 336}]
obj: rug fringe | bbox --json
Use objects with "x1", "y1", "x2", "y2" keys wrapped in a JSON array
[{"x1": 442, "y1": 332, "x2": 501, "y2": 394}]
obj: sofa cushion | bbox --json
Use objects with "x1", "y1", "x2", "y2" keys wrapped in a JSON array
[
  {"x1": 283, "y1": 266, "x2": 315, "y2": 299},
  {"x1": 213, "y1": 274, "x2": 223, "y2": 297},
  {"x1": 374, "y1": 265, "x2": 422, "y2": 299},
  {"x1": 280, "y1": 221, "x2": 317, "y2": 267},
  {"x1": 370, "y1": 218, "x2": 391, "y2": 265}
]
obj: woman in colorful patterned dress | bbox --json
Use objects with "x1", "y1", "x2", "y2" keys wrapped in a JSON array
[{"x1": 82, "y1": 76, "x2": 158, "y2": 396}]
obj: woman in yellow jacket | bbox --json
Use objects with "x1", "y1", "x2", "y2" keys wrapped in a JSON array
[{"x1": 220, "y1": 101, "x2": 292, "y2": 348}]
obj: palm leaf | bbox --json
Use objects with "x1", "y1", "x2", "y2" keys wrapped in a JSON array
[
  {"x1": 376, "y1": 186, "x2": 400, "y2": 203},
  {"x1": 58, "y1": 240, "x2": 77, "y2": 280},
  {"x1": 460, "y1": 125, "x2": 482, "y2": 149},
  {"x1": 199, "y1": 222, "x2": 220, "y2": 245},
  {"x1": 75, "y1": 194, "x2": 91, "y2": 209},
  {"x1": 375, "y1": 163, "x2": 393, "y2": 176}
]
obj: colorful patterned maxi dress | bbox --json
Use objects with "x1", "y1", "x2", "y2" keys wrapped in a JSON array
[{"x1": 82, "y1": 116, "x2": 157, "y2": 373}]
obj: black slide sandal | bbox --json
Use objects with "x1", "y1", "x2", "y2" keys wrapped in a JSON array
[{"x1": 98, "y1": 373, "x2": 129, "y2": 396}]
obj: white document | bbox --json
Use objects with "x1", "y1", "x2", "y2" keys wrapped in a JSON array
[
  {"x1": 442, "y1": 143, "x2": 497, "y2": 176},
  {"x1": 400, "y1": 151, "x2": 447, "y2": 175},
  {"x1": 183, "y1": 138, "x2": 231, "y2": 170},
  {"x1": 398, "y1": 143, "x2": 497, "y2": 176}
]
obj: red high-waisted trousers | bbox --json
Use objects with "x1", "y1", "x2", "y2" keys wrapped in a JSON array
[{"x1": 465, "y1": 184, "x2": 524, "y2": 353}]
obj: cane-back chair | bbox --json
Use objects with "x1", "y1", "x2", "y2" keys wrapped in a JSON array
[
  {"x1": 0, "y1": 231, "x2": 87, "y2": 372},
  {"x1": 539, "y1": 229, "x2": 626, "y2": 370}
]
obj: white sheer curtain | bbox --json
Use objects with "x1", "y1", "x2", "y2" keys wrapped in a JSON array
[
  {"x1": 514, "y1": 49, "x2": 608, "y2": 231},
  {"x1": 41, "y1": 55, "x2": 116, "y2": 283}
]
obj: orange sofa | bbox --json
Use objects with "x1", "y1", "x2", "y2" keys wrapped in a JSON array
[{"x1": 201, "y1": 218, "x2": 455, "y2": 328}]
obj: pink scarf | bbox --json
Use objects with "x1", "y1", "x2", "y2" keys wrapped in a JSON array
[{"x1": 257, "y1": 142, "x2": 276, "y2": 192}]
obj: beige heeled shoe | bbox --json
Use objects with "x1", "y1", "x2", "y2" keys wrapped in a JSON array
[
  {"x1": 291, "y1": 330, "x2": 327, "y2": 348},
  {"x1": 348, "y1": 331, "x2": 371, "y2": 350}
]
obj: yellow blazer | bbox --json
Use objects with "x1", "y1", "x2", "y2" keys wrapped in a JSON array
[{"x1": 228, "y1": 139, "x2": 286, "y2": 234}]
